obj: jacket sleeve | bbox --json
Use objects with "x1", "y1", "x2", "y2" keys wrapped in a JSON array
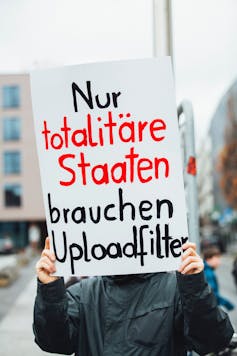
[
  {"x1": 33, "y1": 278, "x2": 81, "y2": 355},
  {"x1": 175, "y1": 271, "x2": 234, "y2": 355}
]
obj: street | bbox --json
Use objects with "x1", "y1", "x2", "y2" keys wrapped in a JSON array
[
  {"x1": 0, "y1": 249, "x2": 236, "y2": 356},
  {"x1": 216, "y1": 251, "x2": 237, "y2": 330},
  {"x1": 0, "y1": 256, "x2": 37, "y2": 321},
  {"x1": 0, "y1": 255, "x2": 60, "y2": 356}
]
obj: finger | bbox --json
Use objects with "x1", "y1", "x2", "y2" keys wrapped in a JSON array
[
  {"x1": 182, "y1": 247, "x2": 197, "y2": 260},
  {"x1": 182, "y1": 262, "x2": 203, "y2": 275},
  {"x1": 37, "y1": 257, "x2": 56, "y2": 273},
  {"x1": 178, "y1": 256, "x2": 200, "y2": 272},
  {"x1": 38, "y1": 262, "x2": 56, "y2": 274},
  {"x1": 42, "y1": 249, "x2": 56, "y2": 262},
  {"x1": 45, "y1": 237, "x2": 50, "y2": 250},
  {"x1": 182, "y1": 242, "x2": 196, "y2": 251},
  {"x1": 179, "y1": 256, "x2": 200, "y2": 272},
  {"x1": 40, "y1": 256, "x2": 56, "y2": 271},
  {"x1": 36, "y1": 260, "x2": 53, "y2": 274}
]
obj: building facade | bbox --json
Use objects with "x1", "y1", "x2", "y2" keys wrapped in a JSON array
[
  {"x1": 0, "y1": 74, "x2": 46, "y2": 248},
  {"x1": 198, "y1": 80, "x2": 237, "y2": 223},
  {"x1": 197, "y1": 135, "x2": 214, "y2": 220}
]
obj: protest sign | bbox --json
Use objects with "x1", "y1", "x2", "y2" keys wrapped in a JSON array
[{"x1": 30, "y1": 58, "x2": 188, "y2": 276}]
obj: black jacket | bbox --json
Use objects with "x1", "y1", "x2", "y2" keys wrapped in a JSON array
[{"x1": 33, "y1": 271, "x2": 233, "y2": 355}]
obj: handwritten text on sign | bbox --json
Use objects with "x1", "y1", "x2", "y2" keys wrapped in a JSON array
[{"x1": 30, "y1": 58, "x2": 189, "y2": 276}]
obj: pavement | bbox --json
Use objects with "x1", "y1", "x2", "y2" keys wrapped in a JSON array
[
  {"x1": 0, "y1": 256, "x2": 36, "y2": 321},
  {"x1": 0, "y1": 247, "x2": 236, "y2": 356},
  {"x1": 217, "y1": 255, "x2": 237, "y2": 332},
  {"x1": 0, "y1": 257, "x2": 60, "y2": 356},
  {"x1": 0, "y1": 278, "x2": 56, "y2": 356},
  {"x1": 216, "y1": 249, "x2": 237, "y2": 330}
]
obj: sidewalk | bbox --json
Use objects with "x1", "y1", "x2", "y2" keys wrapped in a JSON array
[
  {"x1": 216, "y1": 253, "x2": 237, "y2": 330},
  {"x1": 0, "y1": 277, "x2": 60, "y2": 356}
]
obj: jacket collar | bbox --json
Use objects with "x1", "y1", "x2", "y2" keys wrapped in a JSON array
[{"x1": 104, "y1": 273, "x2": 156, "y2": 284}]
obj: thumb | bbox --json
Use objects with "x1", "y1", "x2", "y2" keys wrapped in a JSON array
[{"x1": 45, "y1": 237, "x2": 50, "y2": 250}]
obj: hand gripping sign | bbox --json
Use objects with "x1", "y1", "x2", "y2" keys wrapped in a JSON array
[{"x1": 30, "y1": 58, "x2": 189, "y2": 277}]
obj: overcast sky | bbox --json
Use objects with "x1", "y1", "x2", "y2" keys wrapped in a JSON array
[
  {"x1": 0, "y1": 0, "x2": 153, "y2": 69},
  {"x1": 0, "y1": 0, "x2": 237, "y2": 147},
  {"x1": 172, "y1": 0, "x2": 237, "y2": 146}
]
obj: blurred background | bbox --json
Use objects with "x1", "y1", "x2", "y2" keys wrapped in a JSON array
[{"x1": 0, "y1": 1, "x2": 237, "y2": 355}]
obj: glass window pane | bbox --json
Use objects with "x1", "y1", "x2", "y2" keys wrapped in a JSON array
[
  {"x1": 3, "y1": 151, "x2": 21, "y2": 174},
  {"x1": 2, "y1": 85, "x2": 20, "y2": 108},
  {"x1": 4, "y1": 184, "x2": 22, "y2": 207},
  {"x1": 3, "y1": 117, "x2": 21, "y2": 141}
]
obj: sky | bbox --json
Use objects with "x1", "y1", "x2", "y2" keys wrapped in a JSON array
[
  {"x1": 172, "y1": 0, "x2": 237, "y2": 146},
  {"x1": 0, "y1": 0, "x2": 153, "y2": 69},
  {"x1": 0, "y1": 0, "x2": 237, "y2": 147}
]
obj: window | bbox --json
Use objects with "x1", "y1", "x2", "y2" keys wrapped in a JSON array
[
  {"x1": 3, "y1": 151, "x2": 21, "y2": 174},
  {"x1": 3, "y1": 117, "x2": 21, "y2": 141},
  {"x1": 2, "y1": 85, "x2": 20, "y2": 108},
  {"x1": 4, "y1": 184, "x2": 22, "y2": 207}
]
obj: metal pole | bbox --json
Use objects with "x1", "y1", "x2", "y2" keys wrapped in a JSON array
[
  {"x1": 152, "y1": 0, "x2": 173, "y2": 60},
  {"x1": 178, "y1": 100, "x2": 200, "y2": 254},
  {"x1": 178, "y1": 101, "x2": 200, "y2": 356}
]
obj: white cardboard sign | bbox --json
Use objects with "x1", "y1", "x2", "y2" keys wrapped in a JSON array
[{"x1": 30, "y1": 58, "x2": 189, "y2": 276}]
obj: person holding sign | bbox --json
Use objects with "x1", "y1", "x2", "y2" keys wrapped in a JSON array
[
  {"x1": 33, "y1": 237, "x2": 233, "y2": 356},
  {"x1": 31, "y1": 59, "x2": 233, "y2": 355}
]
